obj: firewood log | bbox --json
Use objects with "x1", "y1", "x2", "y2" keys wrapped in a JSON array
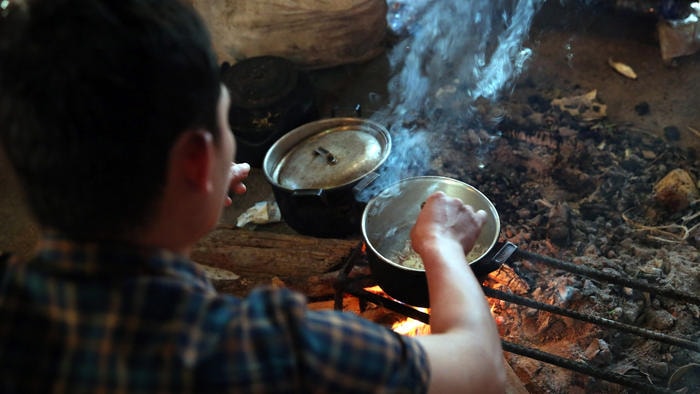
[
  {"x1": 191, "y1": 227, "x2": 364, "y2": 297},
  {"x1": 188, "y1": 0, "x2": 388, "y2": 69}
]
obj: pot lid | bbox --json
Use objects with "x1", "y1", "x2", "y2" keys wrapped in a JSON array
[
  {"x1": 272, "y1": 119, "x2": 390, "y2": 189},
  {"x1": 222, "y1": 56, "x2": 299, "y2": 109}
]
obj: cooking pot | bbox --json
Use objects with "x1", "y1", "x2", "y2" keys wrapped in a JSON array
[
  {"x1": 361, "y1": 176, "x2": 517, "y2": 307},
  {"x1": 263, "y1": 117, "x2": 391, "y2": 238},
  {"x1": 221, "y1": 56, "x2": 318, "y2": 167}
]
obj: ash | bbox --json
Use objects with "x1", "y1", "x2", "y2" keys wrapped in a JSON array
[{"x1": 421, "y1": 91, "x2": 700, "y2": 392}]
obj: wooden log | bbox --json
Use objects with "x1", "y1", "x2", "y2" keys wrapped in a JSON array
[
  {"x1": 191, "y1": 226, "x2": 364, "y2": 297},
  {"x1": 187, "y1": 0, "x2": 388, "y2": 69},
  {"x1": 504, "y1": 359, "x2": 530, "y2": 394}
]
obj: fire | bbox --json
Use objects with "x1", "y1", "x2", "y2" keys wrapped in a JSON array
[
  {"x1": 364, "y1": 285, "x2": 384, "y2": 295},
  {"x1": 388, "y1": 297, "x2": 503, "y2": 337},
  {"x1": 362, "y1": 285, "x2": 431, "y2": 336},
  {"x1": 392, "y1": 317, "x2": 430, "y2": 336},
  {"x1": 360, "y1": 265, "x2": 523, "y2": 337}
]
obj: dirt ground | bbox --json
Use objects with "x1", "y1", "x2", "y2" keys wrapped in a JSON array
[{"x1": 517, "y1": 1, "x2": 700, "y2": 153}]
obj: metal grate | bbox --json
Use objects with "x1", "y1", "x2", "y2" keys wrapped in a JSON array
[{"x1": 333, "y1": 243, "x2": 700, "y2": 393}]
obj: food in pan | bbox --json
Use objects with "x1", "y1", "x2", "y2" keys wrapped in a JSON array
[{"x1": 393, "y1": 240, "x2": 485, "y2": 270}]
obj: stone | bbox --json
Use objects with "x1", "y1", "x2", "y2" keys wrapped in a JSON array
[
  {"x1": 652, "y1": 168, "x2": 699, "y2": 212},
  {"x1": 645, "y1": 308, "x2": 676, "y2": 330},
  {"x1": 584, "y1": 339, "x2": 613, "y2": 366}
]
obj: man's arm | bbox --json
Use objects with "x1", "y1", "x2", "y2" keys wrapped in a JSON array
[{"x1": 411, "y1": 192, "x2": 506, "y2": 394}]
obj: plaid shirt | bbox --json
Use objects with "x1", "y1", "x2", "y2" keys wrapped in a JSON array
[{"x1": 0, "y1": 234, "x2": 429, "y2": 393}]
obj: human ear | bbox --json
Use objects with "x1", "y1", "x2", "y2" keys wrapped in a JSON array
[{"x1": 169, "y1": 129, "x2": 215, "y2": 193}]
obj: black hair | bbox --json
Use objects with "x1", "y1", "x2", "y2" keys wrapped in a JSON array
[{"x1": 0, "y1": 0, "x2": 221, "y2": 240}]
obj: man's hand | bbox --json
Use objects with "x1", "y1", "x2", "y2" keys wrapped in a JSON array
[
  {"x1": 225, "y1": 162, "x2": 251, "y2": 207},
  {"x1": 410, "y1": 191, "x2": 487, "y2": 260},
  {"x1": 411, "y1": 191, "x2": 506, "y2": 393}
]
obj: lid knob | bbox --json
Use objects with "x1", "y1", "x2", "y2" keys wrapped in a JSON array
[{"x1": 313, "y1": 146, "x2": 338, "y2": 165}]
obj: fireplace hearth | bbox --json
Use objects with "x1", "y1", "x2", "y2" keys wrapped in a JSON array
[
  {"x1": 1, "y1": 1, "x2": 700, "y2": 392},
  {"x1": 332, "y1": 241, "x2": 699, "y2": 393},
  {"x1": 202, "y1": 2, "x2": 700, "y2": 392}
]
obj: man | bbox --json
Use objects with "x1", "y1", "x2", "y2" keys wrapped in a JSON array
[{"x1": 0, "y1": 0, "x2": 505, "y2": 393}]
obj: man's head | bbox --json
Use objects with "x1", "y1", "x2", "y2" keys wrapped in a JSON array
[{"x1": 0, "y1": 0, "x2": 225, "y2": 241}]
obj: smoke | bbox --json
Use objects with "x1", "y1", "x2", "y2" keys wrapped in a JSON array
[{"x1": 362, "y1": 0, "x2": 545, "y2": 199}]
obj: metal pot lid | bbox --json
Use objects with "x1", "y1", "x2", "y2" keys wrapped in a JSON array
[{"x1": 270, "y1": 118, "x2": 391, "y2": 189}]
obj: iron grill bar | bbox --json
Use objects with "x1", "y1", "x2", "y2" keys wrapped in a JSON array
[
  {"x1": 501, "y1": 340, "x2": 676, "y2": 393},
  {"x1": 332, "y1": 246, "x2": 696, "y2": 392},
  {"x1": 341, "y1": 281, "x2": 431, "y2": 323},
  {"x1": 483, "y1": 286, "x2": 700, "y2": 352},
  {"x1": 513, "y1": 249, "x2": 700, "y2": 305},
  {"x1": 339, "y1": 283, "x2": 678, "y2": 392}
]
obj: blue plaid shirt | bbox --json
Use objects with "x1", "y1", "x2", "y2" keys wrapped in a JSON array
[{"x1": 0, "y1": 234, "x2": 429, "y2": 393}]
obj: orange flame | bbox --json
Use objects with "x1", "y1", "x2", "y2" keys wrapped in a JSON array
[
  {"x1": 362, "y1": 285, "x2": 431, "y2": 336},
  {"x1": 359, "y1": 266, "x2": 517, "y2": 338},
  {"x1": 392, "y1": 317, "x2": 430, "y2": 336},
  {"x1": 364, "y1": 285, "x2": 383, "y2": 294}
]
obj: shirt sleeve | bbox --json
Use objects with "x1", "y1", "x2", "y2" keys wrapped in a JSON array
[
  {"x1": 302, "y1": 308, "x2": 430, "y2": 393},
  {"x1": 198, "y1": 287, "x2": 430, "y2": 394}
]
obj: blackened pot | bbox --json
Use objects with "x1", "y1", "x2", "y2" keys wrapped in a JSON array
[
  {"x1": 263, "y1": 118, "x2": 391, "y2": 238},
  {"x1": 222, "y1": 56, "x2": 318, "y2": 167},
  {"x1": 361, "y1": 176, "x2": 517, "y2": 307}
]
